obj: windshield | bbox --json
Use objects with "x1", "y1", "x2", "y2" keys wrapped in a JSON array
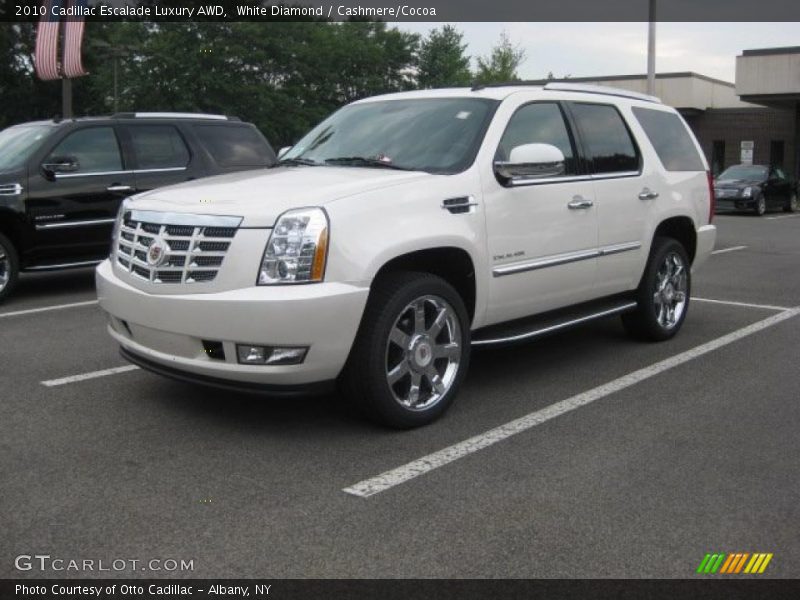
[
  {"x1": 283, "y1": 97, "x2": 498, "y2": 174},
  {"x1": 718, "y1": 165, "x2": 768, "y2": 181},
  {"x1": 0, "y1": 124, "x2": 53, "y2": 172}
]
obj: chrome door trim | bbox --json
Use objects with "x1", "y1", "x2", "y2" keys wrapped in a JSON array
[
  {"x1": 493, "y1": 248, "x2": 599, "y2": 277},
  {"x1": 472, "y1": 302, "x2": 638, "y2": 346},
  {"x1": 25, "y1": 259, "x2": 103, "y2": 271},
  {"x1": 128, "y1": 210, "x2": 243, "y2": 228},
  {"x1": 35, "y1": 218, "x2": 116, "y2": 231},
  {"x1": 590, "y1": 171, "x2": 641, "y2": 181},
  {"x1": 493, "y1": 241, "x2": 641, "y2": 277},
  {"x1": 54, "y1": 166, "x2": 187, "y2": 179}
]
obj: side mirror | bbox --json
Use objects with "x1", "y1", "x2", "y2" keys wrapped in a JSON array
[
  {"x1": 42, "y1": 156, "x2": 79, "y2": 180},
  {"x1": 494, "y1": 143, "x2": 566, "y2": 183},
  {"x1": 277, "y1": 146, "x2": 291, "y2": 159}
]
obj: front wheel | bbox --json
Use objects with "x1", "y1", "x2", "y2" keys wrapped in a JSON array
[
  {"x1": 784, "y1": 192, "x2": 797, "y2": 213},
  {"x1": 754, "y1": 194, "x2": 767, "y2": 216},
  {"x1": 0, "y1": 232, "x2": 20, "y2": 303},
  {"x1": 339, "y1": 271, "x2": 470, "y2": 429},
  {"x1": 622, "y1": 237, "x2": 691, "y2": 342}
]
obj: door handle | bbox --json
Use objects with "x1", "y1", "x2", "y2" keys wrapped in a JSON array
[
  {"x1": 568, "y1": 196, "x2": 594, "y2": 209},
  {"x1": 638, "y1": 188, "x2": 659, "y2": 201},
  {"x1": 107, "y1": 184, "x2": 132, "y2": 192}
]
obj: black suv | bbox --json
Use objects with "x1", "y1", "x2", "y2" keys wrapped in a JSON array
[{"x1": 0, "y1": 113, "x2": 276, "y2": 301}]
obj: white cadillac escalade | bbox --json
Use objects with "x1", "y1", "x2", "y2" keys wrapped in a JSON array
[{"x1": 96, "y1": 83, "x2": 716, "y2": 428}]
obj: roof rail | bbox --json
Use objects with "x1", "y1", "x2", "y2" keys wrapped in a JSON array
[
  {"x1": 111, "y1": 112, "x2": 233, "y2": 120},
  {"x1": 543, "y1": 82, "x2": 661, "y2": 104}
]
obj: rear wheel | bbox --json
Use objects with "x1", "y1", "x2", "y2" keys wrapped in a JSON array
[
  {"x1": 784, "y1": 192, "x2": 797, "y2": 213},
  {"x1": 0, "y1": 232, "x2": 19, "y2": 303},
  {"x1": 754, "y1": 193, "x2": 767, "y2": 216},
  {"x1": 339, "y1": 271, "x2": 470, "y2": 429},
  {"x1": 622, "y1": 237, "x2": 690, "y2": 342}
]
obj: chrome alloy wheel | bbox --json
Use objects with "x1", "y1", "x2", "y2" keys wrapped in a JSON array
[
  {"x1": 0, "y1": 244, "x2": 9, "y2": 292},
  {"x1": 385, "y1": 295, "x2": 462, "y2": 411},
  {"x1": 653, "y1": 251, "x2": 688, "y2": 330}
]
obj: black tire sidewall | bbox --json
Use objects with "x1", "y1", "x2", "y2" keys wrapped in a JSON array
[
  {"x1": 342, "y1": 272, "x2": 471, "y2": 429},
  {"x1": 755, "y1": 194, "x2": 766, "y2": 216},
  {"x1": 0, "y1": 231, "x2": 19, "y2": 302}
]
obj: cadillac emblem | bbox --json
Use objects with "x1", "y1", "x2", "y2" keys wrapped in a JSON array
[{"x1": 146, "y1": 237, "x2": 170, "y2": 267}]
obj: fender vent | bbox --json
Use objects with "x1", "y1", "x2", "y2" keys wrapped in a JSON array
[
  {"x1": 441, "y1": 196, "x2": 478, "y2": 214},
  {"x1": 0, "y1": 183, "x2": 23, "y2": 196}
]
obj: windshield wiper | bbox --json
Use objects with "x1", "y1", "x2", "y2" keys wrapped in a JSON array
[
  {"x1": 277, "y1": 157, "x2": 321, "y2": 167},
  {"x1": 324, "y1": 156, "x2": 415, "y2": 171}
]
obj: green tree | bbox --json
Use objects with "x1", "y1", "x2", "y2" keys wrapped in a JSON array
[
  {"x1": 417, "y1": 25, "x2": 471, "y2": 88},
  {"x1": 475, "y1": 31, "x2": 526, "y2": 84}
]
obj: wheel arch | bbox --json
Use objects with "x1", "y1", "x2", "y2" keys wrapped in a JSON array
[{"x1": 652, "y1": 216, "x2": 697, "y2": 264}]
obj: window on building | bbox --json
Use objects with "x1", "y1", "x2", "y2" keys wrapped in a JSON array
[
  {"x1": 711, "y1": 140, "x2": 726, "y2": 176},
  {"x1": 769, "y1": 140, "x2": 785, "y2": 170}
]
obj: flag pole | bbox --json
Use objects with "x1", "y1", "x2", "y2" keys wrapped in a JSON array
[
  {"x1": 62, "y1": 77, "x2": 72, "y2": 119},
  {"x1": 646, "y1": 0, "x2": 656, "y2": 96}
]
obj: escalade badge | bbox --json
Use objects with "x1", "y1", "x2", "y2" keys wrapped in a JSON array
[{"x1": 146, "y1": 237, "x2": 170, "y2": 267}]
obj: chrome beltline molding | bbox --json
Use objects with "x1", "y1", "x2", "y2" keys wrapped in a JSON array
[{"x1": 493, "y1": 241, "x2": 642, "y2": 277}]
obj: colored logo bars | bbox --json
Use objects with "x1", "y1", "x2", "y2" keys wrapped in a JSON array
[{"x1": 696, "y1": 552, "x2": 773, "y2": 574}]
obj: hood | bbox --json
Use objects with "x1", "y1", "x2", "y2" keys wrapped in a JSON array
[{"x1": 127, "y1": 166, "x2": 430, "y2": 227}]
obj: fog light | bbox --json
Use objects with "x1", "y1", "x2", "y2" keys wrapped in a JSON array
[
  {"x1": 236, "y1": 345, "x2": 308, "y2": 365},
  {"x1": 237, "y1": 345, "x2": 268, "y2": 364}
]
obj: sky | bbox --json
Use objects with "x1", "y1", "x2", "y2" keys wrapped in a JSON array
[{"x1": 396, "y1": 22, "x2": 799, "y2": 82}]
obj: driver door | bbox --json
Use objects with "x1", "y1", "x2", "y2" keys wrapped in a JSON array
[
  {"x1": 483, "y1": 101, "x2": 599, "y2": 324},
  {"x1": 26, "y1": 125, "x2": 134, "y2": 265}
]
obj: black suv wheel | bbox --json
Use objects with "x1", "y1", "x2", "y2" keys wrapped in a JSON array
[
  {"x1": 340, "y1": 271, "x2": 471, "y2": 429},
  {"x1": 0, "y1": 231, "x2": 19, "y2": 303}
]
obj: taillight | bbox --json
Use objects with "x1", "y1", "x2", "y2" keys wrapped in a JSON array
[{"x1": 706, "y1": 170, "x2": 715, "y2": 224}]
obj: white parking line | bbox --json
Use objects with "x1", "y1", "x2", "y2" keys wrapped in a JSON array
[
  {"x1": 765, "y1": 214, "x2": 800, "y2": 220},
  {"x1": 0, "y1": 299, "x2": 98, "y2": 319},
  {"x1": 343, "y1": 306, "x2": 800, "y2": 498},
  {"x1": 41, "y1": 365, "x2": 139, "y2": 387},
  {"x1": 692, "y1": 297, "x2": 790, "y2": 311},
  {"x1": 711, "y1": 245, "x2": 747, "y2": 255}
]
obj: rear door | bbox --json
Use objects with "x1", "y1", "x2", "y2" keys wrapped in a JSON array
[
  {"x1": 26, "y1": 124, "x2": 134, "y2": 264},
  {"x1": 123, "y1": 123, "x2": 202, "y2": 193}
]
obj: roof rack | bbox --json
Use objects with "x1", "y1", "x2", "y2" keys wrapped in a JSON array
[
  {"x1": 543, "y1": 82, "x2": 661, "y2": 104},
  {"x1": 111, "y1": 112, "x2": 236, "y2": 121}
]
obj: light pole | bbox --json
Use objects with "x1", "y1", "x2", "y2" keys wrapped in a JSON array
[{"x1": 647, "y1": 0, "x2": 656, "y2": 96}]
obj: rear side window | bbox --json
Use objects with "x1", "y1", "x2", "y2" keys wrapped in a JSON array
[
  {"x1": 632, "y1": 107, "x2": 705, "y2": 171},
  {"x1": 193, "y1": 124, "x2": 274, "y2": 168},
  {"x1": 129, "y1": 125, "x2": 190, "y2": 170},
  {"x1": 568, "y1": 103, "x2": 639, "y2": 174}
]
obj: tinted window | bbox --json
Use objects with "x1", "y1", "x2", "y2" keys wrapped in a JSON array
[
  {"x1": 0, "y1": 124, "x2": 52, "y2": 171},
  {"x1": 130, "y1": 125, "x2": 190, "y2": 169},
  {"x1": 632, "y1": 107, "x2": 705, "y2": 172},
  {"x1": 47, "y1": 127, "x2": 122, "y2": 174},
  {"x1": 497, "y1": 102, "x2": 577, "y2": 175},
  {"x1": 284, "y1": 98, "x2": 497, "y2": 174},
  {"x1": 569, "y1": 103, "x2": 639, "y2": 174},
  {"x1": 194, "y1": 124, "x2": 274, "y2": 168}
]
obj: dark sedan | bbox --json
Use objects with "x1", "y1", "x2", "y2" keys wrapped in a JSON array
[{"x1": 714, "y1": 164, "x2": 797, "y2": 216}]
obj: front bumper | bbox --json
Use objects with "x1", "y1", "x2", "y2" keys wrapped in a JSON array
[
  {"x1": 96, "y1": 260, "x2": 369, "y2": 387},
  {"x1": 714, "y1": 195, "x2": 754, "y2": 212},
  {"x1": 692, "y1": 224, "x2": 717, "y2": 271}
]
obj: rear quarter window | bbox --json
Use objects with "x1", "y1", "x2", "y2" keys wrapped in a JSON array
[
  {"x1": 193, "y1": 124, "x2": 276, "y2": 168},
  {"x1": 632, "y1": 107, "x2": 705, "y2": 172}
]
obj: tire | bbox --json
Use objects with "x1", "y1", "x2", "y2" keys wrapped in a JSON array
[
  {"x1": 339, "y1": 271, "x2": 471, "y2": 429},
  {"x1": 784, "y1": 192, "x2": 797, "y2": 213},
  {"x1": 754, "y1": 194, "x2": 766, "y2": 216},
  {"x1": 0, "y1": 231, "x2": 19, "y2": 303},
  {"x1": 622, "y1": 237, "x2": 691, "y2": 342}
]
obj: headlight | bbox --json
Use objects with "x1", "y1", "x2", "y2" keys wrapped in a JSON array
[
  {"x1": 742, "y1": 187, "x2": 753, "y2": 198},
  {"x1": 258, "y1": 207, "x2": 329, "y2": 285},
  {"x1": 109, "y1": 198, "x2": 130, "y2": 259}
]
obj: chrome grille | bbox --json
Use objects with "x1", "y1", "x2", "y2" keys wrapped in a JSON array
[{"x1": 115, "y1": 212, "x2": 239, "y2": 284}]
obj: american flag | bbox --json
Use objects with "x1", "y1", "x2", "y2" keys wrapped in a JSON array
[
  {"x1": 34, "y1": 0, "x2": 62, "y2": 81},
  {"x1": 62, "y1": 0, "x2": 88, "y2": 78}
]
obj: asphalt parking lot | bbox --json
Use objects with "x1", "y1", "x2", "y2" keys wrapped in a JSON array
[{"x1": 2, "y1": 212, "x2": 799, "y2": 579}]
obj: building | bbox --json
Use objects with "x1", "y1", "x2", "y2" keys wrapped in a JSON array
[{"x1": 538, "y1": 47, "x2": 800, "y2": 180}]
